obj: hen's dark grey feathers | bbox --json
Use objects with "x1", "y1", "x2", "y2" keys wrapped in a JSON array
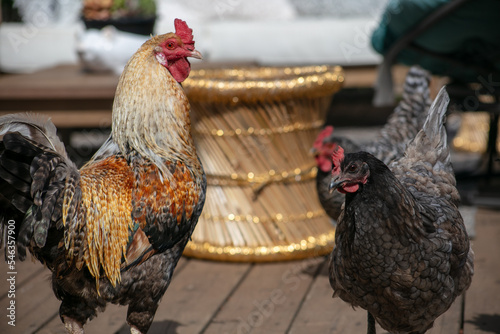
[{"x1": 329, "y1": 88, "x2": 474, "y2": 334}]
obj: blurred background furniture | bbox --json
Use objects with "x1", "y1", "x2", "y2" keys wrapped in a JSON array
[{"x1": 1, "y1": 0, "x2": 387, "y2": 73}]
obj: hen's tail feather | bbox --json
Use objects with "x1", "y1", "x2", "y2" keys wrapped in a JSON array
[
  {"x1": 394, "y1": 86, "x2": 459, "y2": 207},
  {"x1": 401, "y1": 66, "x2": 432, "y2": 129},
  {"x1": 364, "y1": 66, "x2": 432, "y2": 165},
  {"x1": 408, "y1": 86, "x2": 451, "y2": 171},
  {"x1": 402, "y1": 86, "x2": 450, "y2": 162},
  {"x1": 404, "y1": 66, "x2": 432, "y2": 96},
  {"x1": 421, "y1": 86, "x2": 450, "y2": 151}
]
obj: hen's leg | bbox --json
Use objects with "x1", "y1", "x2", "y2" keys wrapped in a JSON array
[{"x1": 368, "y1": 312, "x2": 376, "y2": 334}]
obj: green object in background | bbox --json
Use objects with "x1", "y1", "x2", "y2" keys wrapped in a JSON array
[{"x1": 371, "y1": 0, "x2": 500, "y2": 82}]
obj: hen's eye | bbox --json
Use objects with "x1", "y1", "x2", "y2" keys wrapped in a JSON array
[
  {"x1": 166, "y1": 41, "x2": 175, "y2": 50},
  {"x1": 348, "y1": 164, "x2": 357, "y2": 173}
]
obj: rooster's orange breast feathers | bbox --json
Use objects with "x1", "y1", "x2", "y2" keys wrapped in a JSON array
[{"x1": 65, "y1": 155, "x2": 202, "y2": 287}]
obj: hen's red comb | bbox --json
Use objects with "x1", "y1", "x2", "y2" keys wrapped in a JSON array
[
  {"x1": 174, "y1": 18, "x2": 195, "y2": 49},
  {"x1": 313, "y1": 125, "x2": 334, "y2": 149},
  {"x1": 331, "y1": 145, "x2": 344, "y2": 175}
]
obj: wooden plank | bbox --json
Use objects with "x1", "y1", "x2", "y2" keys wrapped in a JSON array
[
  {"x1": 463, "y1": 208, "x2": 500, "y2": 334},
  {"x1": 342, "y1": 65, "x2": 409, "y2": 91},
  {"x1": 0, "y1": 66, "x2": 118, "y2": 100},
  {"x1": 0, "y1": 64, "x2": 424, "y2": 102},
  {"x1": 290, "y1": 259, "x2": 463, "y2": 334},
  {"x1": 341, "y1": 64, "x2": 447, "y2": 98},
  {"x1": 202, "y1": 257, "x2": 324, "y2": 334},
  {"x1": 0, "y1": 111, "x2": 112, "y2": 128},
  {"x1": 36, "y1": 257, "x2": 190, "y2": 334},
  {"x1": 289, "y1": 259, "x2": 388, "y2": 334},
  {"x1": 110, "y1": 259, "x2": 252, "y2": 334},
  {"x1": 0, "y1": 262, "x2": 59, "y2": 334},
  {"x1": 0, "y1": 258, "x2": 45, "y2": 300},
  {"x1": 0, "y1": 63, "x2": 253, "y2": 102}
]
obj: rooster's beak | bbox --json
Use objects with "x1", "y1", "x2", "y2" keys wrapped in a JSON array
[
  {"x1": 189, "y1": 49, "x2": 203, "y2": 60},
  {"x1": 329, "y1": 177, "x2": 345, "y2": 193}
]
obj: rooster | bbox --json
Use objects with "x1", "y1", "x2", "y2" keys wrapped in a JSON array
[
  {"x1": 328, "y1": 87, "x2": 474, "y2": 334},
  {"x1": 0, "y1": 19, "x2": 206, "y2": 334},
  {"x1": 312, "y1": 66, "x2": 432, "y2": 221}
]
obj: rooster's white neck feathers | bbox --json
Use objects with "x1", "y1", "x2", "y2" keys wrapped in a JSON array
[{"x1": 111, "y1": 45, "x2": 197, "y2": 179}]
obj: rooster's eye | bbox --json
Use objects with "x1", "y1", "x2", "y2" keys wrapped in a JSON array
[{"x1": 166, "y1": 41, "x2": 175, "y2": 50}]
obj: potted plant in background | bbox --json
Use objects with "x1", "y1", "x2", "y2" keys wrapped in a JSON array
[{"x1": 82, "y1": 0, "x2": 156, "y2": 36}]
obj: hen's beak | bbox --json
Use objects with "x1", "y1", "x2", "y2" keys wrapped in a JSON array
[
  {"x1": 189, "y1": 49, "x2": 203, "y2": 60},
  {"x1": 329, "y1": 177, "x2": 346, "y2": 193}
]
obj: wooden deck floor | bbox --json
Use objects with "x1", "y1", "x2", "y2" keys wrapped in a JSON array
[{"x1": 1, "y1": 207, "x2": 499, "y2": 334}]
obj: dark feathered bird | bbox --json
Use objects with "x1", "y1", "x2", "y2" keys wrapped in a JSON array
[
  {"x1": 312, "y1": 66, "x2": 432, "y2": 221},
  {"x1": 328, "y1": 87, "x2": 474, "y2": 334},
  {"x1": 0, "y1": 19, "x2": 206, "y2": 334}
]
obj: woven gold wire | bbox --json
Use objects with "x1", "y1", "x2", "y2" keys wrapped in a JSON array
[
  {"x1": 453, "y1": 112, "x2": 500, "y2": 153},
  {"x1": 182, "y1": 65, "x2": 343, "y2": 262}
]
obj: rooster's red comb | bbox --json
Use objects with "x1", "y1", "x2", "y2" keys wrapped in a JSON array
[
  {"x1": 331, "y1": 145, "x2": 344, "y2": 175},
  {"x1": 174, "y1": 18, "x2": 195, "y2": 49},
  {"x1": 313, "y1": 125, "x2": 334, "y2": 149}
]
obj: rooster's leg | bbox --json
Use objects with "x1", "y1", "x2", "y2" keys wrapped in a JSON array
[
  {"x1": 130, "y1": 325, "x2": 142, "y2": 334},
  {"x1": 59, "y1": 294, "x2": 100, "y2": 334},
  {"x1": 368, "y1": 312, "x2": 376, "y2": 334},
  {"x1": 62, "y1": 315, "x2": 84, "y2": 334},
  {"x1": 127, "y1": 302, "x2": 159, "y2": 334}
]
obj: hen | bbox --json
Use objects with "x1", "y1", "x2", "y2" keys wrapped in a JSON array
[
  {"x1": 328, "y1": 87, "x2": 474, "y2": 334},
  {"x1": 313, "y1": 66, "x2": 431, "y2": 221},
  {"x1": 0, "y1": 19, "x2": 206, "y2": 334}
]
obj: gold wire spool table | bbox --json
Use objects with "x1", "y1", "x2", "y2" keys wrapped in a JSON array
[{"x1": 182, "y1": 65, "x2": 344, "y2": 262}]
